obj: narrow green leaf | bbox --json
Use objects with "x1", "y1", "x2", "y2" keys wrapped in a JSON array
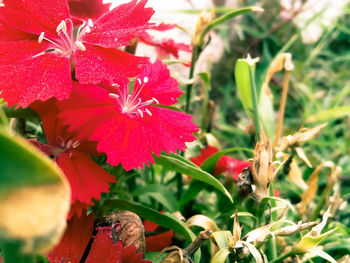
[
  {"x1": 178, "y1": 180, "x2": 206, "y2": 210},
  {"x1": 306, "y1": 106, "x2": 350, "y2": 123},
  {"x1": 131, "y1": 184, "x2": 178, "y2": 212},
  {"x1": 211, "y1": 247, "x2": 231, "y2": 263},
  {"x1": 155, "y1": 154, "x2": 233, "y2": 203},
  {"x1": 211, "y1": 231, "x2": 232, "y2": 249},
  {"x1": 198, "y1": 72, "x2": 211, "y2": 132},
  {"x1": 235, "y1": 59, "x2": 254, "y2": 117}
]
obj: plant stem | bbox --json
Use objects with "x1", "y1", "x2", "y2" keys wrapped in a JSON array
[
  {"x1": 248, "y1": 65, "x2": 261, "y2": 136},
  {"x1": 185, "y1": 45, "x2": 200, "y2": 113},
  {"x1": 274, "y1": 70, "x2": 291, "y2": 148},
  {"x1": 269, "y1": 250, "x2": 296, "y2": 263}
]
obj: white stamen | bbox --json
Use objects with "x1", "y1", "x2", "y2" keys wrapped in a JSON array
[
  {"x1": 85, "y1": 26, "x2": 91, "y2": 33},
  {"x1": 122, "y1": 106, "x2": 128, "y2": 113},
  {"x1": 137, "y1": 78, "x2": 142, "y2": 85},
  {"x1": 109, "y1": 93, "x2": 120, "y2": 98},
  {"x1": 152, "y1": 97, "x2": 159, "y2": 104},
  {"x1": 54, "y1": 49, "x2": 64, "y2": 55},
  {"x1": 88, "y1": 18, "x2": 94, "y2": 28},
  {"x1": 56, "y1": 20, "x2": 67, "y2": 33},
  {"x1": 66, "y1": 140, "x2": 73, "y2": 149},
  {"x1": 143, "y1": 76, "x2": 149, "y2": 83},
  {"x1": 72, "y1": 140, "x2": 81, "y2": 149},
  {"x1": 76, "y1": 40, "x2": 86, "y2": 51},
  {"x1": 145, "y1": 108, "x2": 152, "y2": 116},
  {"x1": 38, "y1": 32, "x2": 45, "y2": 43},
  {"x1": 137, "y1": 109, "x2": 144, "y2": 117},
  {"x1": 112, "y1": 83, "x2": 120, "y2": 87},
  {"x1": 145, "y1": 99, "x2": 154, "y2": 104}
]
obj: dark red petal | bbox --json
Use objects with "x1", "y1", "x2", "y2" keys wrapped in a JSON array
[
  {"x1": 0, "y1": 0, "x2": 70, "y2": 38},
  {"x1": 144, "y1": 219, "x2": 173, "y2": 252},
  {"x1": 0, "y1": 53, "x2": 71, "y2": 108},
  {"x1": 68, "y1": 0, "x2": 111, "y2": 20},
  {"x1": 215, "y1": 156, "x2": 251, "y2": 180},
  {"x1": 122, "y1": 246, "x2": 152, "y2": 263},
  {"x1": 149, "y1": 23, "x2": 177, "y2": 31},
  {"x1": 67, "y1": 201, "x2": 90, "y2": 219},
  {"x1": 56, "y1": 151, "x2": 116, "y2": 204},
  {"x1": 134, "y1": 60, "x2": 183, "y2": 105},
  {"x1": 47, "y1": 211, "x2": 95, "y2": 263},
  {"x1": 90, "y1": 106, "x2": 198, "y2": 171},
  {"x1": 75, "y1": 44, "x2": 149, "y2": 85},
  {"x1": 81, "y1": 0, "x2": 154, "y2": 48},
  {"x1": 85, "y1": 232, "x2": 122, "y2": 263},
  {"x1": 190, "y1": 145, "x2": 219, "y2": 166}
]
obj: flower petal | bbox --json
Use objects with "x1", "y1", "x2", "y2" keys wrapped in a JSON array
[
  {"x1": 144, "y1": 219, "x2": 173, "y2": 252},
  {"x1": 133, "y1": 60, "x2": 183, "y2": 105},
  {"x1": 0, "y1": 53, "x2": 71, "y2": 108},
  {"x1": 68, "y1": 0, "x2": 111, "y2": 21},
  {"x1": 81, "y1": 0, "x2": 154, "y2": 48},
  {"x1": 56, "y1": 151, "x2": 116, "y2": 204},
  {"x1": 47, "y1": 211, "x2": 95, "y2": 263},
  {"x1": 190, "y1": 145, "x2": 219, "y2": 166},
  {"x1": 0, "y1": 0, "x2": 70, "y2": 38},
  {"x1": 75, "y1": 44, "x2": 149, "y2": 85}
]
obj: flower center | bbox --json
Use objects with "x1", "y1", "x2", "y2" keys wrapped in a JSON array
[
  {"x1": 37, "y1": 18, "x2": 93, "y2": 56},
  {"x1": 109, "y1": 77, "x2": 159, "y2": 118}
]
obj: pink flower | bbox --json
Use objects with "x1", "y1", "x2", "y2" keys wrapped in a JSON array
[
  {"x1": 59, "y1": 60, "x2": 198, "y2": 170},
  {"x1": 190, "y1": 145, "x2": 251, "y2": 180},
  {"x1": 139, "y1": 23, "x2": 192, "y2": 60},
  {"x1": 144, "y1": 218, "x2": 173, "y2": 252},
  {"x1": 0, "y1": 0, "x2": 154, "y2": 108},
  {"x1": 31, "y1": 100, "x2": 116, "y2": 217},
  {"x1": 48, "y1": 212, "x2": 151, "y2": 263}
]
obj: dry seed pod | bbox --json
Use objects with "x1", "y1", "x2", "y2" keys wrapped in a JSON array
[{"x1": 96, "y1": 210, "x2": 146, "y2": 253}]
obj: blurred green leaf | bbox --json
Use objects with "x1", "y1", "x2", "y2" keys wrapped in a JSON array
[
  {"x1": 306, "y1": 106, "x2": 350, "y2": 122},
  {"x1": 211, "y1": 231, "x2": 232, "y2": 249},
  {"x1": 155, "y1": 153, "x2": 233, "y2": 203},
  {"x1": 0, "y1": 130, "x2": 70, "y2": 257},
  {"x1": 211, "y1": 247, "x2": 231, "y2": 263},
  {"x1": 131, "y1": 184, "x2": 178, "y2": 212},
  {"x1": 235, "y1": 59, "x2": 254, "y2": 117}
]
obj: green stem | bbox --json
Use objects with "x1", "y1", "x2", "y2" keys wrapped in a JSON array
[
  {"x1": 185, "y1": 45, "x2": 200, "y2": 113},
  {"x1": 269, "y1": 250, "x2": 296, "y2": 263},
  {"x1": 267, "y1": 184, "x2": 278, "y2": 260},
  {"x1": 248, "y1": 65, "x2": 261, "y2": 136}
]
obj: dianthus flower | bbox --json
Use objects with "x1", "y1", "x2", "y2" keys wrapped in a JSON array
[
  {"x1": 48, "y1": 212, "x2": 151, "y2": 263},
  {"x1": 59, "y1": 60, "x2": 198, "y2": 170},
  {"x1": 190, "y1": 145, "x2": 251, "y2": 180},
  {"x1": 144, "y1": 218, "x2": 173, "y2": 252},
  {"x1": 31, "y1": 101, "x2": 116, "y2": 217},
  {"x1": 139, "y1": 23, "x2": 192, "y2": 60},
  {"x1": 0, "y1": 0, "x2": 154, "y2": 108}
]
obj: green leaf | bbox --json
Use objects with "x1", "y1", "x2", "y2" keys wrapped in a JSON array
[
  {"x1": 295, "y1": 229, "x2": 337, "y2": 253},
  {"x1": 235, "y1": 59, "x2": 254, "y2": 117},
  {"x1": 211, "y1": 231, "x2": 232, "y2": 249},
  {"x1": 198, "y1": 72, "x2": 211, "y2": 132},
  {"x1": 178, "y1": 180, "x2": 206, "y2": 211},
  {"x1": 306, "y1": 106, "x2": 350, "y2": 123},
  {"x1": 131, "y1": 184, "x2": 178, "y2": 212},
  {"x1": 102, "y1": 199, "x2": 201, "y2": 263},
  {"x1": 211, "y1": 247, "x2": 231, "y2": 263},
  {"x1": 1, "y1": 241, "x2": 36, "y2": 263},
  {"x1": 0, "y1": 130, "x2": 70, "y2": 255},
  {"x1": 155, "y1": 153, "x2": 233, "y2": 203}
]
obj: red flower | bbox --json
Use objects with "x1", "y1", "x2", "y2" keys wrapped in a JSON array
[
  {"x1": 31, "y1": 100, "x2": 116, "y2": 217},
  {"x1": 48, "y1": 212, "x2": 151, "y2": 263},
  {"x1": 59, "y1": 60, "x2": 198, "y2": 170},
  {"x1": 68, "y1": 0, "x2": 112, "y2": 21},
  {"x1": 190, "y1": 145, "x2": 251, "y2": 180},
  {"x1": 0, "y1": 0, "x2": 154, "y2": 108},
  {"x1": 144, "y1": 219, "x2": 173, "y2": 252},
  {"x1": 139, "y1": 23, "x2": 192, "y2": 60}
]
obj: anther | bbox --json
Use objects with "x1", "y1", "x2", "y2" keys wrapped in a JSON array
[
  {"x1": 112, "y1": 83, "x2": 120, "y2": 87},
  {"x1": 122, "y1": 106, "x2": 128, "y2": 113},
  {"x1": 143, "y1": 76, "x2": 149, "y2": 83},
  {"x1": 152, "y1": 97, "x2": 159, "y2": 104},
  {"x1": 85, "y1": 26, "x2": 91, "y2": 33},
  {"x1": 72, "y1": 141, "x2": 81, "y2": 149},
  {"x1": 54, "y1": 49, "x2": 64, "y2": 55},
  {"x1": 109, "y1": 93, "x2": 120, "y2": 98},
  {"x1": 66, "y1": 140, "x2": 73, "y2": 149},
  {"x1": 56, "y1": 20, "x2": 67, "y2": 33},
  {"x1": 38, "y1": 32, "x2": 45, "y2": 43},
  {"x1": 137, "y1": 109, "x2": 144, "y2": 117},
  {"x1": 145, "y1": 108, "x2": 152, "y2": 116},
  {"x1": 145, "y1": 99, "x2": 154, "y2": 104},
  {"x1": 88, "y1": 19, "x2": 94, "y2": 28},
  {"x1": 76, "y1": 40, "x2": 86, "y2": 51},
  {"x1": 137, "y1": 78, "x2": 142, "y2": 85}
]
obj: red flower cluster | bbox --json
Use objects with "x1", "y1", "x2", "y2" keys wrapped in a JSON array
[
  {"x1": 0, "y1": 0, "x2": 198, "y2": 217},
  {"x1": 190, "y1": 145, "x2": 251, "y2": 180}
]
